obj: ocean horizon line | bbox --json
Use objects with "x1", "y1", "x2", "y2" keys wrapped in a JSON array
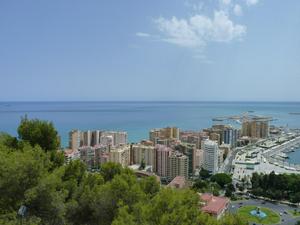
[{"x1": 1, "y1": 100, "x2": 300, "y2": 104}]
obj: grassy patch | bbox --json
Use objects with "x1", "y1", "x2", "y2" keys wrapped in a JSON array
[
  {"x1": 288, "y1": 209, "x2": 300, "y2": 217},
  {"x1": 237, "y1": 205, "x2": 280, "y2": 225}
]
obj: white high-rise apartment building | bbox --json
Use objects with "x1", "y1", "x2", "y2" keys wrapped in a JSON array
[{"x1": 203, "y1": 140, "x2": 219, "y2": 174}]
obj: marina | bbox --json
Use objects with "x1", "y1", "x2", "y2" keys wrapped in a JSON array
[{"x1": 232, "y1": 133, "x2": 300, "y2": 181}]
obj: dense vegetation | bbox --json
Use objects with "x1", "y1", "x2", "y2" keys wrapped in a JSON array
[
  {"x1": 251, "y1": 171, "x2": 300, "y2": 203},
  {"x1": 193, "y1": 170, "x2": 235, "y2": 198},
  {"x1": 0, "y1": 118, "x2": 246, "y2": 225}
]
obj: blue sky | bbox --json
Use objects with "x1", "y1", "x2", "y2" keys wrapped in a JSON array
[{"x1": 0, "y1": 0, "x2": 300, "y2": 101}]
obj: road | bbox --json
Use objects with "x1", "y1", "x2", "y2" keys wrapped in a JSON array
[
  {"x1": 228, "y1": 199, "x2": 300, "y2": 225},
  {"x1": 219, "y1": 139, "x2": 269, "y2": 174},
  {"x1": 219, "y1": 147, "x2": 240, "y2": 173}
]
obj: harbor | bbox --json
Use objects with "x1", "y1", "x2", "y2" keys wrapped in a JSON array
[
  {"x1": 232, "y1": 133, "x2": 300, "y2": 181},
  {"x1": 263, "y1": 135, "x2": 300, "y2": 171}
]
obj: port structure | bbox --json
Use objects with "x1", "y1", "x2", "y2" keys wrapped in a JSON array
[{"x1": 212, "y1": 112, "x2": 276, "y2": 125}]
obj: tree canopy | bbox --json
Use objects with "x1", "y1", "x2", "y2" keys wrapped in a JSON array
[
  {"x1": 251, "y1": 171, "x2": 300, "y2": 203},
  {"x1": 211, "y1": 173, "x2": 232, "y2": 188},
  {"x1": 18, "y1": 116, "x2": 60, "y2": 151},
  {"x1": 0, "y1": 119, "x2": 246, "y2": 225}
]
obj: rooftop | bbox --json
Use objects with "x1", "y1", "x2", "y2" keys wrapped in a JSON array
[
  {"x1": 200, "y1": 193, "x2": 229, "y2": 216},
  {"x1": 167, "y1": 176, "x2": 186, "y2": 189}
]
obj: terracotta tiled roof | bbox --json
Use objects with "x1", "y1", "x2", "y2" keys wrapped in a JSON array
[{"x1": 200, "y1": 193, "x2": 229, "y2": 215}]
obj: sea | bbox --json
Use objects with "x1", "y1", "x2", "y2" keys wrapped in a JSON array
[{"x1": 1, "y1": 101, "x2": 300, "y2": 163}]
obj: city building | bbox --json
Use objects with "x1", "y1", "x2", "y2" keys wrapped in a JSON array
[
  {"x1": 222, "y1": 126, "x2": 240, "y2": 147},
  {"x1": 79, "y1": 146, "x2": 95, "y2": 169},
  {"x1": 101, "y1": 131, "x2": 127, "y2": 146},
  {"x1": 194, "y1": 149, "x2": 204, "y2": 169},
  {"x1": 64, "y1": 148, "x2": 80, "y2": 163},
  {"x1": 91, "y1": 130, "x2": 101, "y2": 146},
  {"x1": 204, "y1": 125, "x2": 240, "y2": 147},
  {"x1": 156, "y1": 145, "x2": 172, "y2": 179},
  {"x1": 242, "y1": 120, "x2": 269, "y2": 139},
  {"x1": 131, "y1": 143, "x2": 156, "y2": 171},
  {"x1": 203, "y1": 140, "x2": 219, "y2": 174},
  {"x1": 69, "y1": 130, "x2": 81, "y2": 150},
  {"x1": 69, "y1": 130, "x2": 128, "y2": 148},
  {"x1": 149, "y1": 127, "x2": 179, "y2": 145},
  {"x1": 100, "y1": 135, "x2": 114, "y2": 146},
  {"x1": 200, "y1": 193, "x2": 229, "y2": 219},
  {"x1": 219, "y1": 144, "x2": 231, "y2": 160},
  {"x1": 168, "y1": 152, "x2": 188, "y2": 181},
  {"x1": 179, "y1": 131, "x2": 208, "y2": 149},
  {"x1": 209, "y1": 132, "x2": 221, "y2": 145},
  {"x1": 94, "y1": 144, "x2": 109, "y2": 166},
  {"x1": 109, "y1": 144, "x2": 130, "y2": 167},
  {"x1": 175, "y1": 143, "x2": 196, "y2": 177},
  {"x1": 80, "y1": 130, "x2": 92, "y2": 146}
]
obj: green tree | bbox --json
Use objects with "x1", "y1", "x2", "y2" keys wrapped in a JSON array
[
  {"x1": 192, "y1": 179, "x2": 208, "y2": 191},
  {"x1": 210, "y1": 173, "x2": 232, "y2": 188},
  {"x1": 49, "y1": 150, "x2": 65, "y2": 170},
  {"x1": 219, "y1": 214, "x2": 247, "y2": 225},
  {"x1": 18, "y1": 116, "x2": 60, "y2": 151},
  {"x1": 0, "y1": 132, "x2": 18, "y2": 149},
  {"x1": 113, "y1": 188, "x2": 218, "y2": 225},
  {"x1": 100, "y1": 162, "x2": 124, "y2": 182},
  {"x1": 225, "y1": 183, "x2": 235, "y2": 198},
  {"x1": 199, "y1": 168, "x2": 211, "y2": 180},
  {"x1": 0, "y1": 143, "x2": 48, "y2": 213},
  {"x1": 25, "y1": 170, "x2": 67, "y2": 225},
  {"x1": 251, "y1": 172, "x2": 300, "y2": 202},
  {"x1": 139, "y1": 158, "x2": 146, "y2": 170},
  {"x1": 139, "y1": 176, "x2": 160, "y2": 197}
]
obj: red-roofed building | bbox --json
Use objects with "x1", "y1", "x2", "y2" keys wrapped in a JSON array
[
  {"x1": 199, "y1": 193, "x2": 229, "y2": 219},
  {"x1": 167, "y1": 176, "x2": 187, "y2": 189}
]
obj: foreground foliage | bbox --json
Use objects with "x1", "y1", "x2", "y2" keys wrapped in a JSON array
[{"x1": 0, "y1": 118, "x2": 246, "y2": 225}]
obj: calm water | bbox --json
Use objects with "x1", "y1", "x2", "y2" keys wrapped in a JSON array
[
  {"x1": 1, "y1": 101, "x2": 300, "y2": 154},
  {"x1": 287, "y1": 148, "x2": 300, "y2": 164}
]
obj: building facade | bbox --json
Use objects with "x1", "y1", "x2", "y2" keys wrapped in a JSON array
[
  {"x1": 203, "y1": 140, "x2": 219, "y2": 174},
  {"x1": 131, "y1": 144, "x2": 156, "y2": 171},
  {"x1": 69, "y1": 130, "x2": 81, "y2": 150},
  {"x1": 149, "y1": 127, "x2": 179, "y2": 145},
  {"x1": 168, "y1": 152, "x2": 188, "y2": 181},
  {"x1": 155, "y1": 145, "x2": 172, "y2": 178}
]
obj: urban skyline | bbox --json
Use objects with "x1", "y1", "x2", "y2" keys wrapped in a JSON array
[{"x1": 1, "y1": 1, "x2": 300, "y2": 224}]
